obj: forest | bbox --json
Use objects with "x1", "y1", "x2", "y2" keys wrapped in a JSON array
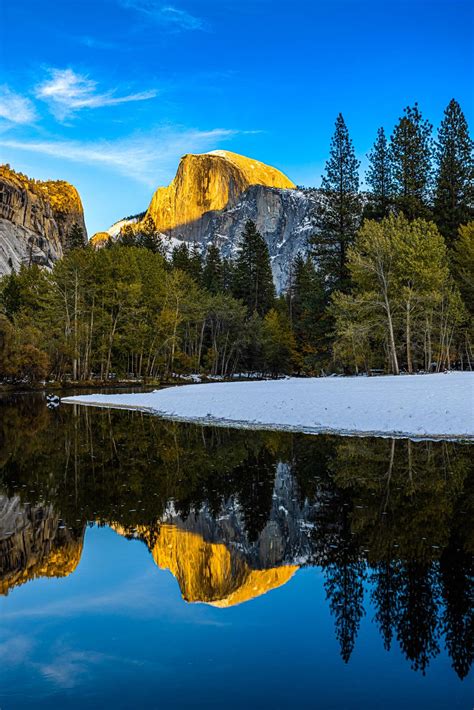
[{"x1": 0, "y1": 98, "x2": 472, "y2": 383}]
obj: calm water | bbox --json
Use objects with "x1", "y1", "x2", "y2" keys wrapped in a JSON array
[{"x1": 0, "y1": 393, "x2": 472, "y2": 709}]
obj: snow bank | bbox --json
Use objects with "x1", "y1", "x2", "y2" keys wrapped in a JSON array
[{"x1": 62, "y1": 373, "x2": 474, "y2": 441}]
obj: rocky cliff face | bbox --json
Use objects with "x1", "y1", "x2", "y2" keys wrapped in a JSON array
[
  {"x1": 146, "y1": 150, "x2": 295, "y2": 235},
  {"x1": 190, "y1": 184, "x2": 320, "y2": 292},
  {"x1": 95, "y1": 151, "x2": 319, "y2": 291},
  {"x1": 0, "y1": 495, "x2": 84, "y2": 595},
  {"x1": 0, "y1": 165, "x2": 87, "y2": 276},
  {"x1": 145, "y1": 151, "x2": 317, "y2": 292}
]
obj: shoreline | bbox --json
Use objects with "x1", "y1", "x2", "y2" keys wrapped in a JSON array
[
  {"x1": 62, "y1": 373, "x2": 474, "y2": 443},
  {"x1": 61, "y1": 400, "x2": 474, "y2": 442}
]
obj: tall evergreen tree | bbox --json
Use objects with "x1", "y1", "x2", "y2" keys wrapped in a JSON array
[
  {"x1": 222, "y1": 257, "x2": 235, "y2": 292},
  {"x1": 0, "y1": 270, "x2": 22, "y2": 319},
  {"x1": 136, "y1": 216, "x2": 166, "y2": 255},
  {"x1": 170, "y1": 242, "x2": 202, "y2": 283},
  {"x1": 232, "y1": 220, "x2": 275, "y2": 316},
  {"x1": 365, "y1": 127, "x2": 393, "y2": 220},
  {"x1": 67, "y1": 222, "x2": 85, "y2": 250},
  {"x1": 118, "y1": 224, "x2": 136, "y2": 247},
  {"x1": 289, "y1": 253, "x2": 327, "y2": 372},
  {"x1": 188, "y1": 242, "x2": 203, "y2": 284},
  {"x1": 203, "y1": 243, "x2": 223, "y2": 294},
  {"x1": 390, "y1": 103, "x2": 433, "y2": 219},
  {"x1": 312, "y1": 113, "x2": 362, "y2": 292},
  {"x1": 433, "y1": 99, "x2": 474, "y2": 246},
  {"x1": 171, "y1": 242, "x2": 191, "y2": 272}
]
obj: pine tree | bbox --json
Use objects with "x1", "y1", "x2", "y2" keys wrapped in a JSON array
[
  {"x1": 365, "y1": 127, "x2": 393, "y2": 220},
  {"x1": 0, "y1": 270, "x2": 22, "y2": 319},
  {"x1": 222, "y1": 257, "x2": 235, "y2": 292},
  {"x1": 118, "y1": 224, "x2": 136, "y2": 247},
  {"x1": 171, "y1": 243, "x2": 190, "y2": 272},
  {"x1": 289, "y1": 253, "x2": 327, "y2": 372},
  {"x1": 188, "y1": 242, "x2": 203, "y2": 284},
  {"x1": 390, "y1": 103, "x2": 433, "y2": 219},
  {"x1": 312, "y1": 113, "x2": 362, "y2": 292},
  {"x1": 434, "y1": 99, "x2": 474, "y2": 247},
  {"x1": 169, "y1": 242, "x2": 202, "y2": 283},
  {"x1": 136, "y1": 216, "x2": 166, "y2": 255},
  {"x1": 67, "y1": 222, "x2": 85, "y2": 250},
  {"x1": 203, "y1": 243, "x2": 223, "y2": 294},
  {"x1": 232, "y1": 220, "x2": 275, "y2": 316}
]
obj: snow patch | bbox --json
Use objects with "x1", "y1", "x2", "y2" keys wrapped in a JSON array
[{"x1": 62, "y1": 373, "x2": 474, "y2": 441}]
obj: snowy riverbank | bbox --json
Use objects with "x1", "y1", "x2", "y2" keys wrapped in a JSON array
[{"x1": 62, "y1": 372, "x2": 474, "y2": 441}]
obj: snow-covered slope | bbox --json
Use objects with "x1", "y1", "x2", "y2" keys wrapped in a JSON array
[{"x1": 63, "y1": 373, "x2": 474, "y2": 441}]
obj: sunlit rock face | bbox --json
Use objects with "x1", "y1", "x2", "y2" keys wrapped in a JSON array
[
  {"x1": 113, "y1": 463, "x2": 317, "y2": 606},
  {"x1": 0, "y1": 165, "x2": 87, "y2": 275},
  {"x1": 89, "y1": 231, "x2": 110, "y2": 248},
  {"x1": 146, "y1": 150, "x2": 295, "y2": 236},
  {"x1": 98, "y1": 150, "x2": 319, "y2": 292},
  {"x1": 0, "y1": 495, "x2": 84, "y2": 595},
  {"x1": 144, "y1": 150, "x2": 318, "y2": 292}
]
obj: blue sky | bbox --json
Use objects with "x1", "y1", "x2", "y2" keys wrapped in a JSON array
[{"x1": 0, "y1": 0, "x2": 472, "y2": 235}]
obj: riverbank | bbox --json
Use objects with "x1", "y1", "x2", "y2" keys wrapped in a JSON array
[
  {"x1": 62, "y1": 372, "x2": 474, "y2": 441},
  {"x1": 0, "y1": 379, "x2": 160, "y2": 394}
]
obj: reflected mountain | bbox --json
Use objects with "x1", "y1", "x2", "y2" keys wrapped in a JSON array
[
  {"x1": 114, "y1": 524, "x2": 298, "y2": 607},
  {"x1": 112, "y1": 463, "x2": 307, "y2": 606},
  {"x1": 0, "y1": 393, "x2": 472, "y2": 677},
  {"x1": 0, "y1": 495, "x2": 85, "y2": 595}
]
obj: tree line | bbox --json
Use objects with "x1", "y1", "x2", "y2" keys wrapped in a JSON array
[
  {"x1": 0, "y1": 221, "x2": 288, "y2": 382},
  {"x1": 0, "y1": 98, "x2": 472, "y2": 382}
]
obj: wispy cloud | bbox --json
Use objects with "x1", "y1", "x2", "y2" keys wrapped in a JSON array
[
  {"x1": 120, "y1": 1, "x2": 205, "y2": 30},
  {"x1": 38, "y1": 650, "x2": 108, "y2": 689},
  {"x1": 0, "y1": 126, "x2": 240, "y2": 184},
  {"x1": 0, "y1": 86, "x2": 37, "y2": 125},
  {"x1": 0, "y1": 633, "x2": 146, "y2": 690},
  {"x1": 0, "y1": 634, "x2": 34, "y2": 664},
  {"x1": 35, "y1": 68, "x2": 157, "y2": 120}
]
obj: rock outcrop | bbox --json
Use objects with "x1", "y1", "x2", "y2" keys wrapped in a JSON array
[
  {"x1": 89, "y1": 231, "x2": 110, "y2": 248},
  {"x1": 95, "y1": 151, "x2": 319, "y2": 291},
  {"x1": 146, "y1": 150, "x2": 295, "y2": 235},
  {"x1": 90, "y1": 214, "x2": 144, "y2": 249},
  {"x1": 145, "y1": 150, "x2": 317, "y2": 292},
  {"x1": 0, "y1": 165, "x2": 87, "y2": 276}
]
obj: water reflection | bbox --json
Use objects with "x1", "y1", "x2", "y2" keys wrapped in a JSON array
[{"x1": 0, "y1": 394, "x2": 472, "y2": 679}]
